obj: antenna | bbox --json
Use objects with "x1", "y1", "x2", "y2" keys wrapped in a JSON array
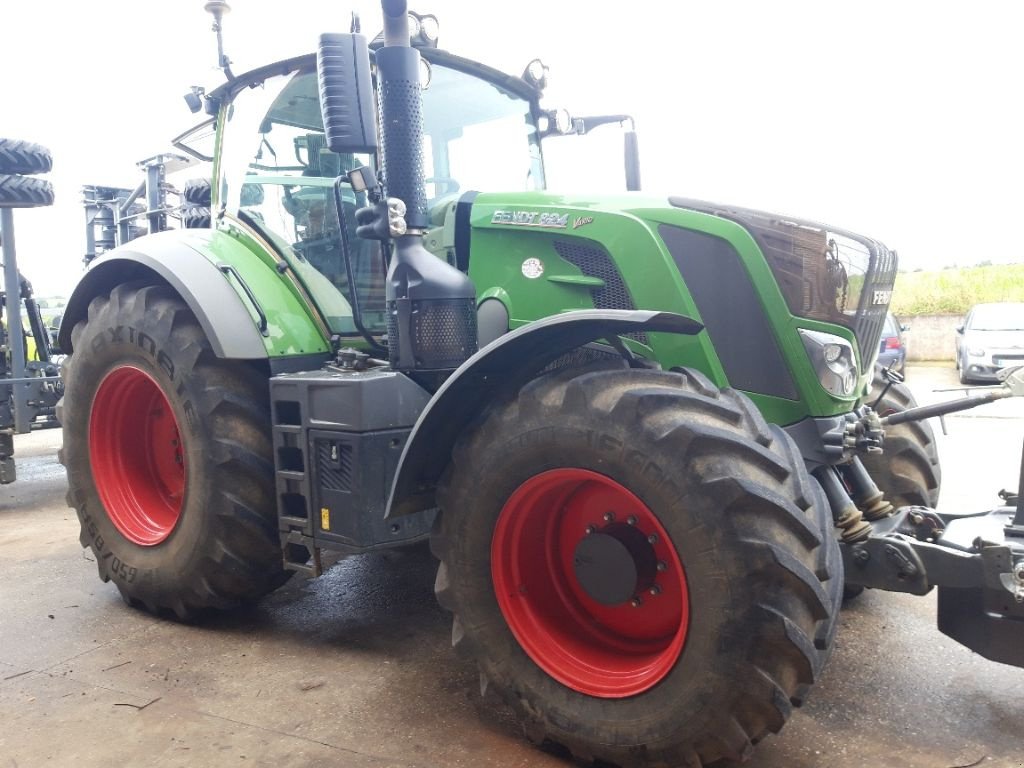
[{"x1": 204, "y1": 0, "x2": 234, "y2": 79}]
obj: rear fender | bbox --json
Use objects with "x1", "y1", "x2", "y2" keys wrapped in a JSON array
[
  {"x1": 58, "y1": 229, "x2": 330, "y2": 360},
  {"x1": 385, "y1": 309, "x2": 703, "y2": 517}
]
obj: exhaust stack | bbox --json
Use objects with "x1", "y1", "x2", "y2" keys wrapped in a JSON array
[{"x1": 376, "y1": 0, "x2": 477, "y2": 373}]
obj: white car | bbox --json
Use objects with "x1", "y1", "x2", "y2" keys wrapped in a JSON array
[{"x1": 955, "y1": 302, "x2": 1024, "y2": 384}]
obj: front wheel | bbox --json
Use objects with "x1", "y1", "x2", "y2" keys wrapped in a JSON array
[
  {"x1": 958, "y1": 350, "x2": 973, "y2": 385},
  {"x1": 433, "y1": 364, "x2": 842, "y2": 766},
  {"x1": 59, "y1": 283, "x2": 287, "y2": 619}
]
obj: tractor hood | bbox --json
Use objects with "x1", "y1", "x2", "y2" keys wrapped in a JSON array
[
  {"x1": 463, "y1": 189, "x2": 897, "y2": 423},
  {"x1": 467, "y1": 190, "x2": 897, "y2": 375}
]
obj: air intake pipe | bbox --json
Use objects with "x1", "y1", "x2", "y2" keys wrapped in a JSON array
[{"x1": 376, "y1": 0, "x2": 477, "y2": 373}]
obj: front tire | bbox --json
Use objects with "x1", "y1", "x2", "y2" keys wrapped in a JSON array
[
  {"x1": 433, "y1": 364, "x2": 842, "y2": 766},
  {"x1": 59, "y1": 283, "x2": 286, "y2": 619},
  {"x1": 958, "y1": 350, "x2": 973, "y2": 385}
]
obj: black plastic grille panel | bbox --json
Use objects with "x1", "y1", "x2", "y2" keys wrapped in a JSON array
[
  {"x1": 388, "y1": 298, "x2": 478, "y2": 370},
  {"x1": 852, "y1": 246, "x2": 898, "y2": 372},
  {"x1": 553, "y1": 240, "x2": 648, "y2": 346}
]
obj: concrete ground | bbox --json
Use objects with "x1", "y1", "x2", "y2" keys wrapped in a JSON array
[{"x1": 1, "y1": 364, "x2": 1023, "y2": 768}]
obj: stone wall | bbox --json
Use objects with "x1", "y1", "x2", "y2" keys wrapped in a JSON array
[{"x1": 893, "y1": 313, "x2": 961, "y2": 362}]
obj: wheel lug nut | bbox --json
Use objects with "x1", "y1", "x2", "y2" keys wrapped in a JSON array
[
  {"x1": 630, "y1": 597, "x2": 642, "y2": 608},
  {"x1": 648, "y1": 534, "x2": 659, "y2": 544},
  {"x1": 603, "y1": 512, "x2": 615, "y2": 523},
  {"x1": 626, "y1": 515, "x2": 637, "y2": 526},
  {"x1": 656, "y1": 561, "x2": 667, "y2": 572},
  {"x1": 585, "y1": 525, "x2": 596, "y2": 535},
  {"x1": 649, "y1": 585, "x2": 661, "y2": 596}
]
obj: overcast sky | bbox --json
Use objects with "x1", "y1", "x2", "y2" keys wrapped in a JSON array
[{"x1": 2, "y1": 0, "x2": 1021, "y2": 296}]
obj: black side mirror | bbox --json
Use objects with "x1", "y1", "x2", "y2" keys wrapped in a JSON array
[
  {"x1": 956, "y1": 325, "x2": 964, "y2": 334},
  {"x1": 317, "y1": 33, "x2": 378, "y2": 154}
]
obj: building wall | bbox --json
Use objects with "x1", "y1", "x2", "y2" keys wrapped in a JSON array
[{"x1": 895, "y1": 313, "x2": 961, "y2": 362}]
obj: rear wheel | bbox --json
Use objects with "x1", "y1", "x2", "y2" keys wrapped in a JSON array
[
  {"x1": 433, "y1": 364, "x2": 842, "y2": 766},
  {"x1": 861, "y1": 366, "x2": 941, "y2": 509},
  {"x1": 59, "y1": 283, "x2": 286, "y2": 619}
]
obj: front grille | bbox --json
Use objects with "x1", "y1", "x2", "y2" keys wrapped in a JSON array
[
  {"x1": 852, "y1": 247, "x2": 898, "y2": 372},
  {"x1": 553, "y1": 240, "x2": 648, "y2": 346}
]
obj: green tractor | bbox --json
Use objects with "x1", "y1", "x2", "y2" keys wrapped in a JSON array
[{"x1": 59, "y1": 2, "x2": 1024, "y2": 765}]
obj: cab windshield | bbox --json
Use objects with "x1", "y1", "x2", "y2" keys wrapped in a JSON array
[{"x1": 219, "y1": 58, "x2": 542, "y2": 336}]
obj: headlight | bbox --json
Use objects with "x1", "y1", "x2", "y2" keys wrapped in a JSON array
[
  {"x1": 823, "y1": 343, "x2": 843, "y2": 364},
  {"x1": 522, "y1": 58, "x2": 549, "y2": 91},
  {"x1": 799, "y1": 329, "x2": 858, "y2": 397},
  {"x1": 968, "y1": 347, "x2": 985, "y2": 357},
  {"x1": 554, "y1": 108, "x2": 573, "y2": 134}
]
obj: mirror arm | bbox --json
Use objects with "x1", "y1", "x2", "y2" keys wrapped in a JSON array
[{"x1": 572, "y1": 114, "x2": 635, "y2": 135}]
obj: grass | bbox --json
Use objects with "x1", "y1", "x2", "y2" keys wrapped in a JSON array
[{"x1": 891, "y1": 264, "x2": 1024, "y2": 316}]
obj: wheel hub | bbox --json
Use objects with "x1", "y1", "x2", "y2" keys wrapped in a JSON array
[
  {"x1": 491, "y1": 468, "x2": 690, "y2": 698},
  {"x1": 573, "y1": 523, "x2": 656, "y2": 606},
  {"x1": 88, "y1": 365, "x2": 187, "y2": 546}
]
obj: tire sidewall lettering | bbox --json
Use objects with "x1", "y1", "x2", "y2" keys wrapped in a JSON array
[{"x1": 88, "y1": 323, "x2": 197, "y2": 437}]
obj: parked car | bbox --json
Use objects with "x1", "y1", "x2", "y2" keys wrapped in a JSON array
[
  {"x1": 955, "y1": 302, "x2": 1024, "y2": 384},
  {"x1": 877, "y1": 313, "x2": 908, "y2": 375}
]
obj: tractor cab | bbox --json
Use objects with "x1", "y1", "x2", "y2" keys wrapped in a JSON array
[{"x1": 201, "y1": 47, "x2": 548, "y2": 344}]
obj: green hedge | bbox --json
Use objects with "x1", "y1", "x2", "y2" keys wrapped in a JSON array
[{"x1": 892, "y1": 264, "x2": 1024, "y2": 316}]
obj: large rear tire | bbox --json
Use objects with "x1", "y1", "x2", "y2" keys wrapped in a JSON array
[
  {"x1": 861, "y1": 367, "x2": 941, "y2": 509},
  {"x1": 433, "y1": 364, "x2": 842, "y2": 766},
  {"x1": 59, "y1": 283, "x2": 287, "y2": 619}
]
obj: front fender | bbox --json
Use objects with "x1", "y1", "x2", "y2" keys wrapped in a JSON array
[
  {"x1": 59, "y1": 229, "x2": 330, "y2": 360},
  {"x1": 385, "y1": 309, "x2": 703, "y2": 517}
]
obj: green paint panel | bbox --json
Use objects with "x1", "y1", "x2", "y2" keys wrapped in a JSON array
[
  {"x1": 181, "y1": 226, "x2": 330, "y2": 357},
  {"x1": 466, "y1": 191, "x2": 867, "y2": 424}
]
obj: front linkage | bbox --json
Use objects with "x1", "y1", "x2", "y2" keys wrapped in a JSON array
[{"x1": 835, "y1": 366, "x2": 1024, "y2": 666}]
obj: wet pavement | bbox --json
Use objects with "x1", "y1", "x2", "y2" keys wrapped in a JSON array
[{"x1": 1, "y1": 364, "x2": 1022, "y2": 768}]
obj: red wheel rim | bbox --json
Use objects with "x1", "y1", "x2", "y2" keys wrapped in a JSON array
[
  {"x1": 88, "y1": 366, "x2": 187, "y2": 546},
  {"x1": 491, "y1": 468, "x2": 689, "y2": 698}
]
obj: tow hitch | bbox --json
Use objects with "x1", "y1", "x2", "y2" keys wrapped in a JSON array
[{"x1": 843, "y1": 365, "x2": 1024, "y2": 667}]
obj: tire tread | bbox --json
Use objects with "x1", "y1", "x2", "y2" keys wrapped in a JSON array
[
  {"x1": 433, "y1": 364, "x2": 842, "y2": 767},
  {"x1": 59, "y1": 284, "x2": 285, "y2": 620}
]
